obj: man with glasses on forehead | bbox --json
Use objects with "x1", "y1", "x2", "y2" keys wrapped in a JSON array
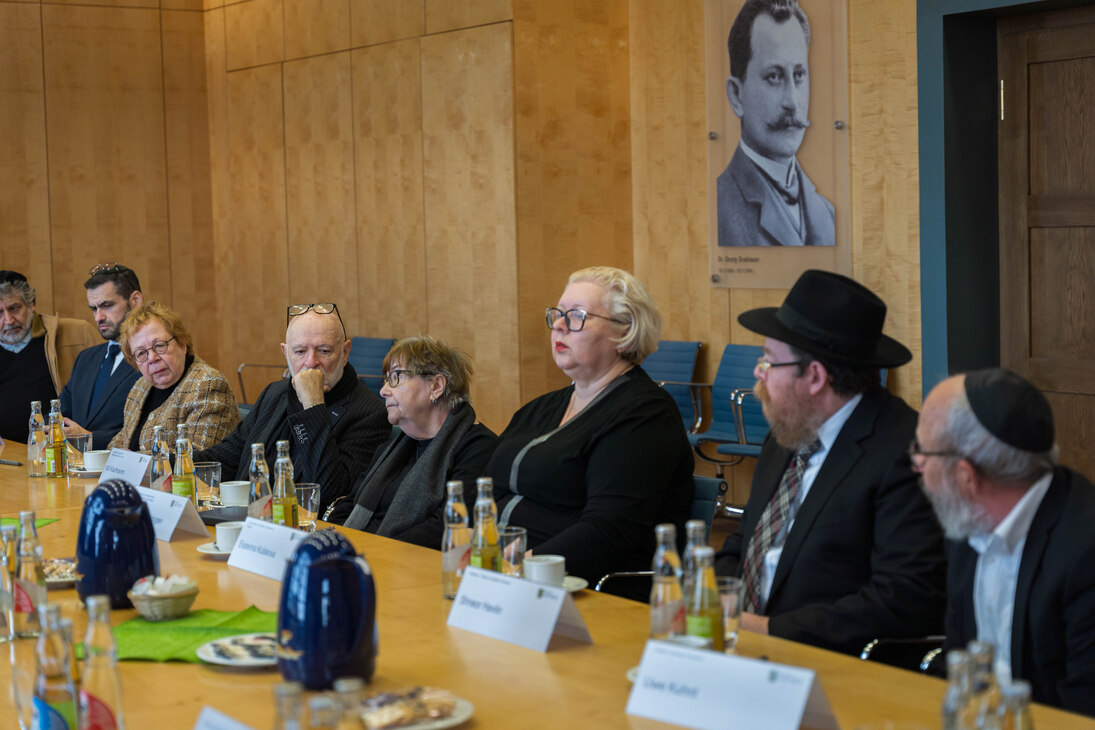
[
  {"x1": 714, "y1": 269, "x2": 946, "y2": 655},
  {"x1": 195, "y1": 302, "x2": 390, "y2": 516},
  {"x1": 58, "y1": 263, "x2": 144, "y2": 448},
  {"x1": 918, "y1": 369, "x2": 1095, "y2": 716},
  {"x1": 0, "y1": 270, "x2": 95, "y2": 441}
]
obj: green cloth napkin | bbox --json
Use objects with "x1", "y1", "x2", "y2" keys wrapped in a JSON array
[
  {"x1": 0, "y1": 518, "x2": 59, "y2": 529},
  {"x1": 115, "y1": 606, "x2": 277, "y2": 663}
]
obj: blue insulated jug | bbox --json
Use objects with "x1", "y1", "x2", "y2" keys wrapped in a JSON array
[
  {"x1": 278, "y1": 531, "x2": 377, "y2": 689},
  {"x1": 75, "y1": 479, "x2": 160, "y2": 608}
]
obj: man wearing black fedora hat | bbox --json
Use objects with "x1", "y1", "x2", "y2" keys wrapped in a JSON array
[
  {"x1": 918, "y1": 369, "x2": 1095, "y2": 717},
  {"x1": 715, "y1": 269, "x2": 947, "y2": 655}
]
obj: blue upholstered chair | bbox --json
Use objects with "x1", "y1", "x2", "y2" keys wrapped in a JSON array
[
  {"x1": 348, "y1": 336, "x2": 396, "y2": 397},
  {"x1": 640, "y1": 340, "x2": 703, "y2": 432},
  {"x1": 685, "y1": 344, "x2": 766, "y2": 478}
]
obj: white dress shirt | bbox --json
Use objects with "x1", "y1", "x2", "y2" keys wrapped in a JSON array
[
  {"x1": 967, "y1": 471, "x2": 1052, "y2": 683},
  {"x1": 760, "y1": 393, "x2": 863, "y2": 604}
]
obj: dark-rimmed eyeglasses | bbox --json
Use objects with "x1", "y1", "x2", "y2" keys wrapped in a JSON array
[
  {"x1": 545, "y1": 307, "x2": 628, "y2": 332},
  {"x1": 132, "y1": 336, "x2": 176, "y2": 365},
  {"x1": 88, "y1": 263, "x2": 132, "y2": 277},
  {"x1": 383, "y1": 369, "x2": 435, "y2": 388},
  {"x1": 907, "y1": 439, "x2": 962, "y2": 463},
  {"x1": 287, "y1": 302, "x2": 346, "y2": 336},
  {"x1": 756, "y1": 356, "x2": 804, "y2": 374}
]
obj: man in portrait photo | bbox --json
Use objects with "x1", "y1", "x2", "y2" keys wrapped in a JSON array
[{"x1": 717, "y1": 0, "x2": 836, "y2": 247}]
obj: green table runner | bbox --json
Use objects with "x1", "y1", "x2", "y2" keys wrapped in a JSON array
[
  {"x1": 0, "y1": 518, "x2": 59, "y2": 530},
  {"x1": 115, "y1": 606, "x2": 277, "y2": 663}
]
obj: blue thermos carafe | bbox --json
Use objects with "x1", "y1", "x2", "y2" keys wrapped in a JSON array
[
  {"x1": 278, "y1": 530, "x2": 377, "y2": 689},
  {"x1": 75, "y1": 479, "x2": 160, "y2": 608}
]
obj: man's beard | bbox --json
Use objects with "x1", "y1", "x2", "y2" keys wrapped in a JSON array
[
  {"x1": 0, "y1": 323, "x2": 28, "y2": 345},
  {"x1": 754, "y1": 380, "x2": 825, "y2": 451},
  {"x1": 922, "y1": 471, "x2": 993, "y2": 540}
]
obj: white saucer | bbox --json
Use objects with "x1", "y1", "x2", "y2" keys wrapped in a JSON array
[
  {"x1": 197, "y1": 542, "x2": 232, "y2": 559},
  {"x1": 562, "y1": 575, "x2": 588, "y2": 593}
]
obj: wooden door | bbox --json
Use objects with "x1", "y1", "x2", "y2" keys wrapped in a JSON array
[{"x1": 998, "y1": 7, "x2": 1095, "y2": 476}]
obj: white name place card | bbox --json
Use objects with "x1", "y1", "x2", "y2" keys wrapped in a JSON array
[
  {"x1": 226, "y1": 517, "x2": 306, "y2": 581},
  {"x1": 626, "y1": 640, "x2": 838, "y2": 730},
  {"x1": 136, "y1": 486, "x2": 208, "y2": 542},
  {"x1": 447, "y1": 567, "x2": 592, "y2": 652},
  {"x1": 193, "y1": 706, "x2": 256, "y2": 730},
  {"x1": 98, "y1": 448, "x2": 152, "y2": 488}
]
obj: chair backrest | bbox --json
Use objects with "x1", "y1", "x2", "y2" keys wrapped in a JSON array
[
  {"x1": 691, "y1": 475, "x2": 725, "y2": 541},
  {"x1": 641, "y1": 340, "x2": 702, "y2": 430},
  {"x1": 711, "y1": 343, "x2": 766, "y2": 443},
  {"x1": 348, "y1": 336, "x2": 396, "y2": 396}
]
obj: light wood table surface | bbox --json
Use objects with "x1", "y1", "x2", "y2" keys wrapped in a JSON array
[{"x1": 0, "y1": 441, "x2": 1090, "y2": 729}]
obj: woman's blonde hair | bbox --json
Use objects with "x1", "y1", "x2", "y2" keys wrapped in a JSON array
[
  {"x1": 381, "y1": 335, "x2": 473, "y2": 409},
  {"x1": 119, "y1": 301, "x2": 194, "y2": 364},
  {"x1": 567, "y1": 266, "x2": 662, "y2": 363}
]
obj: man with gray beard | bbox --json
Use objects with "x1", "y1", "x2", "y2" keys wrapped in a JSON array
[
  {"x1": 715, "y1": 269, "x2": 946, "y2": 655},
  {"x1": 916, "y1": 368, "x2": 1095, "y2": 717}
]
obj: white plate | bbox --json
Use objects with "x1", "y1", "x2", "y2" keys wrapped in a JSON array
[
  {"x1": 626, "y1": 665, "x2": 640, "y2": 683},
  {"x1": 361, "y1": 697, "x2": 474, "y2": 730},
  {"x1": 72, "y1": 469, "x2": 101, "y2": 479},
  {"x1": 44, "y1": 558, "x2": 77, "y2": 589},
  {"x1": 195, "y1": 633, "x2": 278, "y2": 667},
  {"x1": 196, "y1": 542, "x2": 232, "y2": 559},
  {"x1": 562, "y1": 575, "x2": 588, "y2": 593}
]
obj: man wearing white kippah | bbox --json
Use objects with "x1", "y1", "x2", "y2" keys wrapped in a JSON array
[{"x1": 916, "y1": 368, "x2": 1095, "y2": 717}]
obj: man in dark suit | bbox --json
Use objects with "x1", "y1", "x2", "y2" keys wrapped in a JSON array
[
  {"x1": 60, "y1": 264, "x2": 144, "y2": 449},
  {"x1": 918, "y1": 368, "x2": 1095, "y2": 717},
  {"x1": 715, "y1": 270, "x2": 947, "y2": 655},
  {"x1": 717, "y1": 0, "x2": 835, "y2": 247},
  {"x1": 195, "y1": 303, "x2": 391, "y2": 516}
]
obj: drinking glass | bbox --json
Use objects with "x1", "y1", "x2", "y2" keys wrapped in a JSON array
[
  {"x1": 717, "y1": 576, "x2": 744, "y2": 653},
  {"x1": 295, "y1": 484, "x2": 320, "y2": 532},
  {"x1": 66, "y1": 433, "x2": 92, "y2": 473},
  {"x1": 194, "y1": 462, "x2": 222, "y2": 509},
  {"x1": 499, "y1": 526, "x2": 527, "y2": 577}
]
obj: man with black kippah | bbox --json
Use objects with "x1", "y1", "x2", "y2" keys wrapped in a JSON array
[
  {"x1": 917, "y1": 368, "x2": 1095, "y2": 717},
  {"x1": 715, "y1": 269, "x2": 947, "y2": 655}
]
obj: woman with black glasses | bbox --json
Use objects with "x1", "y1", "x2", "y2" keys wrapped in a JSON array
[
  {"x1": 109, "y1": 301, "x2": 239, "y2": 452},
  {"x1": 327, "y1": 335, "x2": 497, "y2": 548},
  {"x1": 484, "y1": 266, "x2": 693, "y2": 599}
]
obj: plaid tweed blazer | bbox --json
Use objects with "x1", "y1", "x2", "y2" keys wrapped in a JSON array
[{"x1": 109, "y1": 356, "x2": 241, "y2": 453}]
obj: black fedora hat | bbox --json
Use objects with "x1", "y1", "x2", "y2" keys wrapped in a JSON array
[{"x1": 738, "y1": 270, "x2": 912, "y2": 368}]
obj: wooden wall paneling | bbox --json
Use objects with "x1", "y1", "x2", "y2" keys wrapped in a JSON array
[
  {"x1": 424, "y1": 0, "x2": 511, "y2": 35},
  {"x1": 421, "y1": 23, "x2": 518, "y2": 432},
  {"x1": 224, "y1": 0, "x2": 283, "y2": 71},
  {"x1": 163, "y1": 0, "x2": 205, "y2": 11},
  {"x1": 224, "y1": 63, "x2": 289, "y2": 398},
  {"x1": 512, "y1": 0, "x2": 634, "y2": 404},
  {"x1": 283, "y1": 52, "x2": 360, "y2": 331},
  {"x1": 0, "y1": 2, "x2": 53, "y2": 312},
  {"x1": 847, "y1": 0, "x2": 922, "y2": 406},
  {"x1": 47, "y1": 0, "x2": 157, "y2": 8},
  {"x1": 162, "y1": 8, "x2": 219, "y2": 367},
  {"x1": 349, "y1": 0, "x2": 424, "y2": 48},
  {"x1": 41, "y1": 4, "x2": 169, "y2": 322},
  {"x1": 352, "y1": 38, "x2": 427, "y2": 341},
  {"x1": 204, "y1": 0, "x2": 225, "y2": 10},
  {"x1": 283, "y1": 0, "x2": 350, "y2": 61}
]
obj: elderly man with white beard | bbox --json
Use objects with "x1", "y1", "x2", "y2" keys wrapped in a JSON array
[{"x1": 916, "y1": 368, "x2": 1095, "y2": 717}]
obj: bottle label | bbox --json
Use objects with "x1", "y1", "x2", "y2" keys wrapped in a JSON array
[
  {"x1": 172, "y1": 474, "x2": 193, "y2": 498},
  {"x1": 28, "y1": 441, "x2": 44, "y2": 463},
  {"x1": 650, "y1": 599, "x2": 686, "y2": 637},
  {"x1": 272, "y1": 503, "x2": 284, "y2": 525},
  {"x1": 442, "y1": 543, "x2": 471, "y2": 573},
  {"x1": 14, "y1": 577, "x2": 43, "y2": 615},
  {"x1": 152, "y1": 474, "x2": 170, "y2": 492},
  {"x1": 79, "y1": 689, "x2": 119, "y2": 730},
  {"x1": 32, "y1": 696, "x2": 75, "y2": 729},
  {"x1": 685, "y1": 613, "x2": 715, "y2": 639}
]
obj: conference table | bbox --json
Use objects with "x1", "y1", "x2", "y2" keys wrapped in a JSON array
[{"x1": 0, "y1": 441, "x2": 1090, "y2": 729}]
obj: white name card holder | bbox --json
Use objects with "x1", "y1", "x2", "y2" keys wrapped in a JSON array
[
  {"x1": 136, "y1": 486, "x2": 208, "y2": 542},
  {"x1": 626, "y1": 639, "x2": 838, "y2": 730},
  {"x1": 98, "y1": 448, "x2": 152, "y2": 488},
  {"x1": 226, "y1": 517, "x2": 306, "y2": 581},
  {"x1": 193, "y1": 706, "x2": 256, "y2": 730},
  {"x1": 447, "y1": 567, "x2": 592, "y2": 652}
]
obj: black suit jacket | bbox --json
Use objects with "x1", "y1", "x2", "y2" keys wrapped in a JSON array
[
  {"x1": 716, "y1": 387, "x2": 947, "y2": 654},
  {"x1": 943, "y1": 466, "x2": 1095, "y2": 717},
  {"x1": 59, "y1": 342, "x2": 140, "y2": 450},
  {"x1": 194, "y1": 367, "x2": 391, "y2": 516}
]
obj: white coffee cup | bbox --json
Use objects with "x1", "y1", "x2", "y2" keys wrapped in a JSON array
[
  {"x1": 220, "y1": 481, "x2": 250, "y2": 506},
  {"x1": 83, "y1": 450, "x2": 110, "y2": 472},
  {"x1": 215, "y1": 521, "x2": 244, "y2": 552},
  {"x1": 523, "y1": 554, "x2": 566, "y2": 586}
]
